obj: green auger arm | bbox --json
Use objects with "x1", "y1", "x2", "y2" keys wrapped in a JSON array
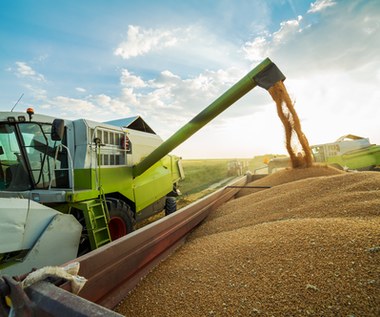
[{"x1": 133, "y1": 58, "x2": 285, "y2": 177}]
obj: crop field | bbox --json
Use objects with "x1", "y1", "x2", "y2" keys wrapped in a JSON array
[
  {"x1": 136, "y1": 156, "x2": 273, "y2": 228},
  {"x1": 178, "y1": 159, "x2": 240, "y2": 206},
  {"x1": 177, "y1": 156, "x2": 277, "y2": 207}
]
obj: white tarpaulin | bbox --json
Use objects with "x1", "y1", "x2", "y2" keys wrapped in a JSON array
[{"x1": 0, "y1": 198, "x2": 57, "y2": 253}]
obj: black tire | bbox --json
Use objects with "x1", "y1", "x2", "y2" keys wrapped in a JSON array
[
  {"x1": 165, "y1": 197, "x2": 177, "y2": 215},
  {"x1": 106, "y1": 198, "x2": 135, "y2": 241},
  {"x1": 71, "y1": 208, "x2": 91, "y2": 257}
]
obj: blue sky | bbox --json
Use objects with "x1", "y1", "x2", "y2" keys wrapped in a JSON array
[{"x1": 1, "y1": 0, "x2": 379, "y2": 158}]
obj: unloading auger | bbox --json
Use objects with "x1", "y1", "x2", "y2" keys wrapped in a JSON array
[{"x1": 133, "y1": 58, "x2": 285, "y2": 177}]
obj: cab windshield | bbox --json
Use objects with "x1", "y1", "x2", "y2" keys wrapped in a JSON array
[{"x1": 0, "y1": 122, "x2": 68, "y2": 191}]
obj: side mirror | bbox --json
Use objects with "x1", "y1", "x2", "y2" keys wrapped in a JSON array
[{"x1": 51, "y1": 119, "x2": 65, "y2": 141}]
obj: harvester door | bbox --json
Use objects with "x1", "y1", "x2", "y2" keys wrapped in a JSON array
[
  {"x1": 19, "y1": 123, "x2": 69, "y2": 189},
  {"x1": 0, "y1": 123, "x2": 31, "y2": 191}
]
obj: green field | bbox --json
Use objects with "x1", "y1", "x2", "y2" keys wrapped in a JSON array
[
  {"x1": 176, "y1": 155, "x2": 277, "y2": 207},
  {"x1": 179, "y1": 159, "x2": 234, "y2": 194},
  {"x1": 137, "y1": 155, "x2": 278, "y2": 227}
]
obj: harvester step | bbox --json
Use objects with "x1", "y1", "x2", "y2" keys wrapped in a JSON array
[
  {"x1": 97, "y1": 239, "x2": 111, "y2": 247},
  {"x1": 92, "y1": 227, "x2": 109, "y2": 234}
]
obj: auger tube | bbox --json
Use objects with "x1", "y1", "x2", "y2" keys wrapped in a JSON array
[{"x1": 133, "y1": 58, "x2": 285, "y2": 177}]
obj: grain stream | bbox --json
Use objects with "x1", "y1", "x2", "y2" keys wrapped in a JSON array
[{"x1": 268, "y1": 81, "x2": 313, "y2": 168}]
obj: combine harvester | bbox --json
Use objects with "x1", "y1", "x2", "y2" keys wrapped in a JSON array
[
  {"x1": 311, "y1": 134, "x2": 380, "y2": 170},
  {"x1": 0, "y1": 111, "x2": 184, "y2": 276},
  {"x1": 267, "y1": 134, "x2": 380, "y2": 173},
  {"x1": 0, "y1": 58, "x2": 285, "y2": 316}
]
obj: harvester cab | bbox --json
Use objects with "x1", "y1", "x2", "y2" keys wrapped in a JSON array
[{"x1": 0, "y1": 58, "x2": 285, "y2": 276}]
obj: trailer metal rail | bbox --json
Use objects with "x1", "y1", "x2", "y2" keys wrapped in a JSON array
[{"x1": 1, "y1": 175, "x2": 250, "y2": 316}]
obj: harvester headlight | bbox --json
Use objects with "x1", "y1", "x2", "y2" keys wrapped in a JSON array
[
  {"x1": 7, "y1": 117, "x2": 16, "y2": 123},
  {"x1": 18, "y1": 116, "x2": 26, "y2": 122}
]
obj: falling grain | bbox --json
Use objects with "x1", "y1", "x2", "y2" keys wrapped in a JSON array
[{"x1": 268, "y1": 81, "x2": 313, "y2": 168}]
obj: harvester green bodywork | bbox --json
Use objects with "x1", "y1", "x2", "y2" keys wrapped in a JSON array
[
  {"x1": 322, "y1": 145, "x2": 380, "y2": 170},
  {"x1": 311, "y1": 135, "x2": 380, "y2": 171}
]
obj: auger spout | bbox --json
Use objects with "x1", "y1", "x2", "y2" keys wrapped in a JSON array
[{"x1": 133, "y1": 58, "x2": 285, "y2": 177}]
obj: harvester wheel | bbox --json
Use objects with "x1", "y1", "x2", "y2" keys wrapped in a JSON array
[
  {"x1": 71, "y1": 208, "x2": 91, "y2": 256},
  {"x1": 107, "y1": 198, "x2": 135, "y2": 241},
  {"x1": 165, "y1": 197, "x2": 177, "y2": 215}
]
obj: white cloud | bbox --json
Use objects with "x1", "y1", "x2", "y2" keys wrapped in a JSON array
[
  {"x1": 149, "y1": 70, "x2": 181, "y2": 88},
  {"x1": 272, "y1": 15, "x2": 303, "y2": 44},
  {"x1": 114, "y1": 25, "x2": 182, "y2": 59},
  {"x1": 16, "y1": 62, "x2": 35, "y2": 77},
  {"x1": 243, "y1": 1, "x2": 379, "y2": 73},
  {"x1": 15, "y1": 61, "x2": 45, "y2": 81},
  {"x1": 308, "y1": 0, "x2": 336, "y2": 14},
  {"x1": 113, "y1": 24, "x2": 236, "y2": 71},
  {"x1": 53, "y1": 96, "x2": 96, "y2": 113},
  {"x1": 120, "y1": 69, "x2": 146, "y2": 88},
  {"x1": 113, "y1": 65, "x2": 270, "y2": 140},
  {"x1": 242, "y1": 36, "x2": 269, "y2": 62},
  {"x1": 45, "y1": 94, "x2": 130, "y2": 121},
  {"x1": 36, "y1": 54, "x2": 49, "y2": 62},
  {"x1": 24, "y1": 84, "x2": 47, "y2": 100},
  {"x1": 243, "y1": 16, "x2": 303, "y2": 62},
  {"x1": 76, "y1": 87, "x2": 86, "y2": 92},
  {"x1": 92, "y1": 94, "x2": 128, "y2": 114},
  {"x1": 121, "y1": 88, "x2": 139, "y2": 106},
  {"x1": 39, "y1": 103, "x2": 52, "y2": 110}
]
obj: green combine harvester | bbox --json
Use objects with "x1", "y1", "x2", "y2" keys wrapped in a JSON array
[
  {"x1": 0, "y1": 58, "x2": 285, "y2": 275},
  {"x1": 267, "y1": 134, "x2": 380, "y2": 173},
  {"x1": 311, "y1": 134, "x2": 380, "y2": 171}
]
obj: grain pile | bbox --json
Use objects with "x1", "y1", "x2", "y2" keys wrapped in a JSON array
[
  {"x1": 236, "y1": 164, "x2": 344, "y2": 198},
  {"x1": 116, "y1": 168, "x2": 380, "y2": 316}
]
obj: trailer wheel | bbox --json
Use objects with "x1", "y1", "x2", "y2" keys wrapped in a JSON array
[
  {"x1": 107, "y1": 198, "x2": 135, "y2": 241},
  {"x1": 165, "y1": 197, "x2": 177, "y2": 215}
]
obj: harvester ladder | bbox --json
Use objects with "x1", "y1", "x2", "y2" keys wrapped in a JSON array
[
  {"x1": 72, "y1": 197, "x2": 112, "y2": 250},
  {"x1": 87, "y1": 198, "x2": 112, "y2": 249}
]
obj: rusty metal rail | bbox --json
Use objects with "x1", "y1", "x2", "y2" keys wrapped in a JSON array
[
  {"x1": 1, "y1": 175, "x2": 249, "y2": 316},
  {"x1": 70, "y1": 174, "x2": 248, "y2": 309}
]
